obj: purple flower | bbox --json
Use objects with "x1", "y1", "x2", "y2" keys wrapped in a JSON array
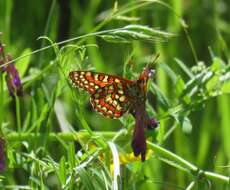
[
  {"x1": 132, "y1": 111, "x2": 147, "y2": 161},
  {"x1": 0, "y1": 43, "x2": 23, "y2": 97},
  {"x1": 131, "y1": 104, "x2": 158, "y2": 161},
  {"x1": 5, "y1": 55, "x2": 23, "y2": 96},
  {"x1": 0, "y1": 137, "x2": 6, "y2": 172},
  {"x1": 0, "y1": 45, "x2": 3, "y2": 54},
  {"x1": 145, "y1": 116, "x2": 159, "y2": 130}
]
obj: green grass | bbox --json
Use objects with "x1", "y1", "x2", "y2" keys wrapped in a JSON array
[{"x1": 0, "y1": 0, "x2": 230, "y2": 189}]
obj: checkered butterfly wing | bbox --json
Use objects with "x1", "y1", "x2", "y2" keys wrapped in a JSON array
[{"x1": 69, "y1": 71, "x2": 135, "y2": 118}]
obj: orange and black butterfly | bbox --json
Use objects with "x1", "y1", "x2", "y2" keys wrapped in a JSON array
[{"x1": 69, "y1": 55, "x2": 159, "y2": 161}]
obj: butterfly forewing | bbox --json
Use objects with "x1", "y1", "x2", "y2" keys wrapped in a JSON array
[
  {"x1": 69, "y1": 71, "x2": 133, "y2": 94},
  {"x1": 69, "y1": 71, "x2": 134, "y2": 118}
]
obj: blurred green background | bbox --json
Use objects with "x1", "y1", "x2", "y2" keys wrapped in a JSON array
[{"x1": 0, "y1": 0, "x2": 230, "y2": 189}]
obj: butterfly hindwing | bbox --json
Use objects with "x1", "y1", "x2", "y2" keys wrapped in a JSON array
[{"x1": 90, "y1": 83, "x2": 131, "y2": 119}]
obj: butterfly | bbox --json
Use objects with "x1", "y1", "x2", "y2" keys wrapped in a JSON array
[{"x1": 69, "y1": 55, "x2": 159, "y2": 161}]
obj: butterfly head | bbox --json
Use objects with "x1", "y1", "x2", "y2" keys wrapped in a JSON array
[
  {"x1": 137, "y1": 53, "x2": 159, "y2": 92},
  {"x1": 137, "y1": 67, "x2": 155, "y2": 93},
  {"x1": 139, "y1": 67, "x2": 155, "y2": 80}
]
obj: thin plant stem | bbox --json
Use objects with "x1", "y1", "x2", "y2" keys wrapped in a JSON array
[
  {"x1": 38, "y1": 0, "x2": 57, "y2": 67},
  {"x1": 0, "y1": 74, "x2": 3, "y2": 135},
  {"x1": 15, "y1": 95, "x2": 21, "y2": 133},
  {"x1": 147, "y1": 142, "x2": 229, "y2": 184},
  {"x1": 181, "y1": 20, "x2": 199, "y2": 64}
]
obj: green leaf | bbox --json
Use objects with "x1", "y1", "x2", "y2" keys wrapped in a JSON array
[
  {"x1": 151, "y1": 83, "x2": 170, "y2": 111},
  {"x1": 159, "y1": 62, "x2": 177, "y2": 83},
  {"x1": 206, "y1": 75, "x2": 219, "y2": 92},
  {"x1": 78, "y1": 168, "x2": 96, "y2": 190},
  {"x1": 15, "y1": 48, "x2": 31, "y2": 77},
  {"x1": 210, "y1": 57, "x2": 225, "y2": 72},
  {"x1": 67, "y1": 143, "x2": 76, "y2": 170},
  {"x1": 7, "y1": 149, "x2": 16, "y2": 168},
  {"x1": 221, "y1": 81, "x2": 230, "y2": 93},
  {"x1": 90, "y1": 168, "x2": 111, "y2": 189},
  {"x1": 175, "y1": 76, "x2": 185, "y2": 97},
  {"x1": 221, "y1": 76, "x2": 230, "y2": 94},
  {"x1": 181, "y1": 117, "x2": 193, "y2": 134},
  {"x1": 59, "y1": 156, "x2": 66, "y2": 185},
  {"x1": 173, "y1": 114, "x2": 192, "y2": 134},
  {"x1": 174, "y1": 58, "x2": 194, "y2": 78}
]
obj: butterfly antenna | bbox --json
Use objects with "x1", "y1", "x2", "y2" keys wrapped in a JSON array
[{"x1": 147, "y1": 53, "x2": 160, "y2": 68}]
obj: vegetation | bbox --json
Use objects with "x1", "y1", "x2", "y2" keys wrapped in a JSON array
[{"x1": 0, "y1": 0, "x2": 230, "y2": 189}]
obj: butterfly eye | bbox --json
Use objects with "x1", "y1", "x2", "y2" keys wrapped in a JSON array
[{"x1": 148, "y1": 69, "x2": 155, "y2": 77}]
